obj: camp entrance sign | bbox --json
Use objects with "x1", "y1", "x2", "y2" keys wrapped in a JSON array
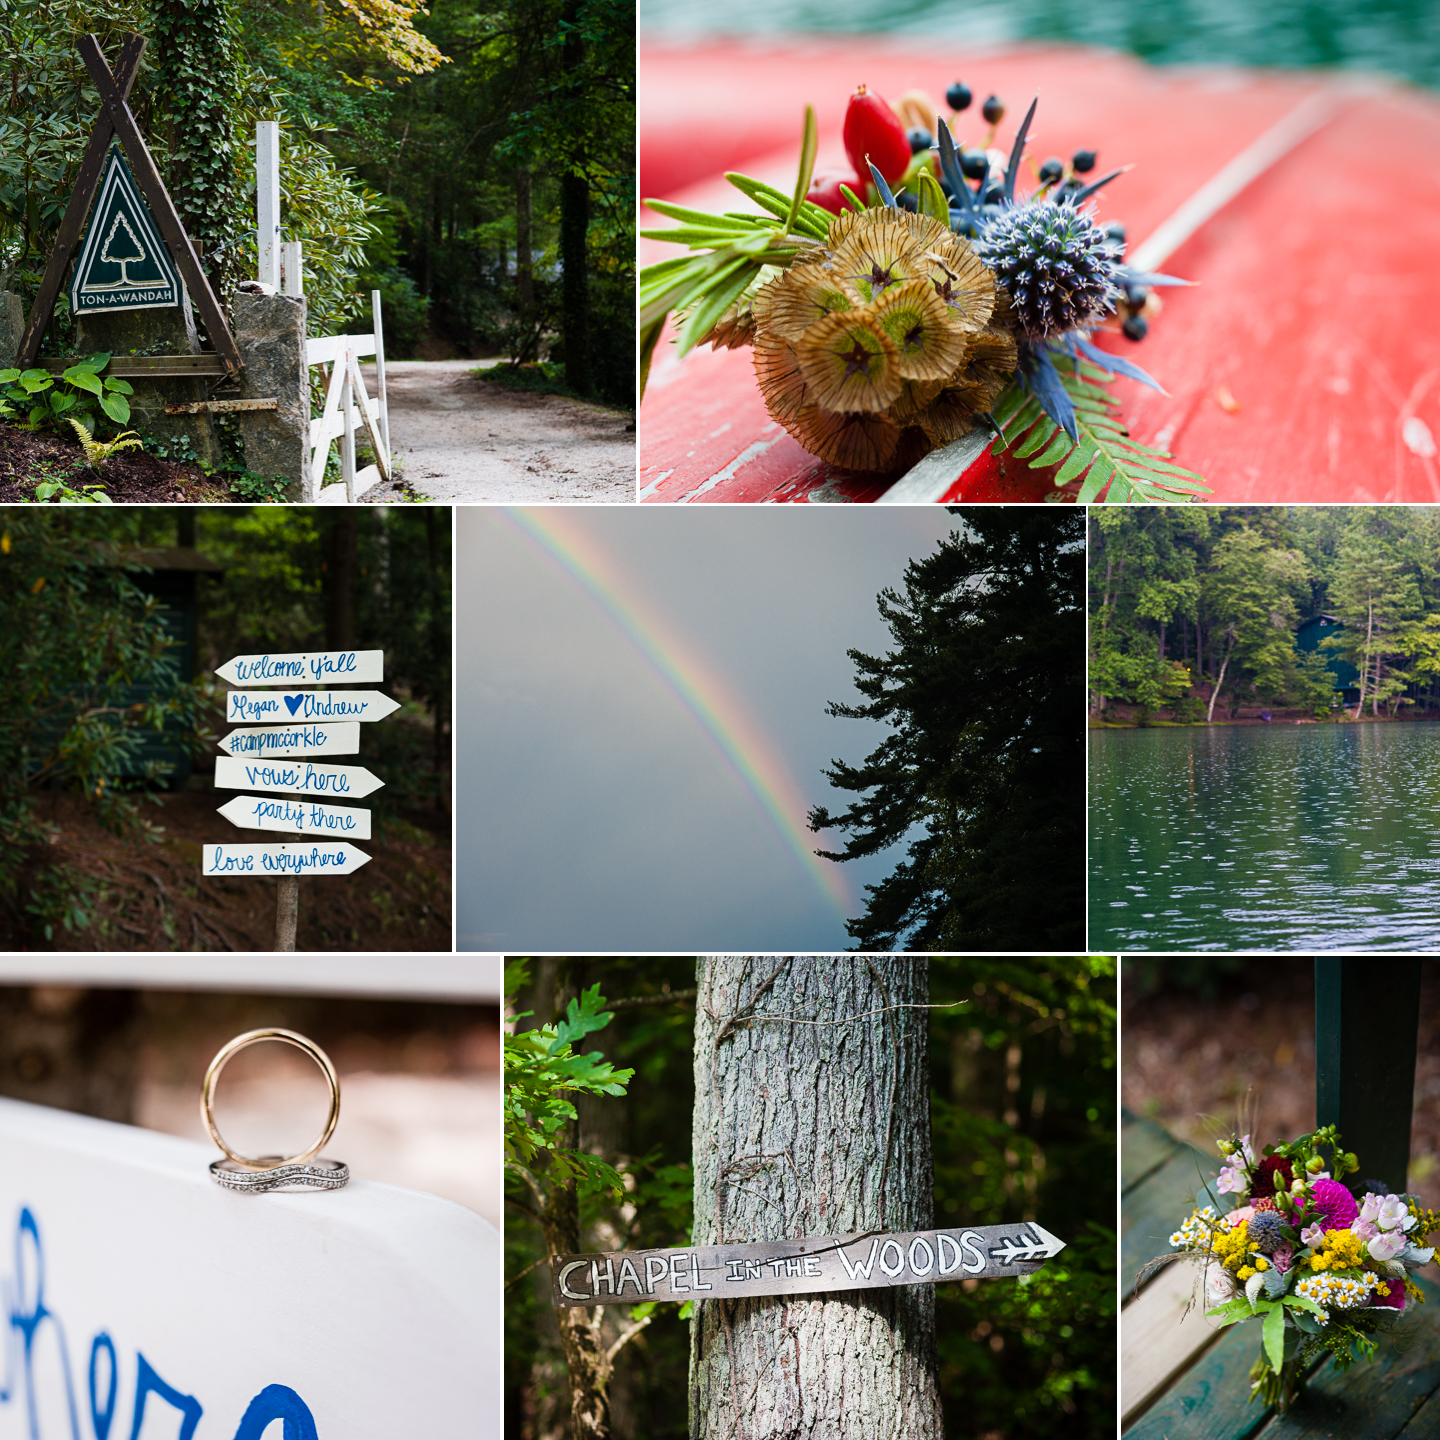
[
  {"x1": 224, "y1": 690, "x2": 401, "y2": 725},
  {"x1": 551, "y1": 1222, "x2": 1066, "y2": 1308},
  {"x1": 203, "y1": 841, "x2": 372, "y2": 876},
  {"x1": 69, "y1": 145, "x2": 182, "y2": 313},
  {"x1": 213, "y1": 755, "x2": 386, "y2": 799},
  {"x1": 217, "y1": 721, "x2": 361, "y2": 758},
  {"x1": 215, "y1": 649, "x2": 386, "y2": 686}
]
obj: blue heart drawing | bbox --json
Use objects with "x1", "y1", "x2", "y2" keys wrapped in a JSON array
[{"x1": 284, "y1": 694, "x2": 305, "y2": 716}]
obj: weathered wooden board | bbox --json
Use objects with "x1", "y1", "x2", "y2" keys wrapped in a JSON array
[
  {"x1": 215, "y1": 649, "x2": 385, "y2": 686},
  {"x1": 552, "y1": 1223, "x2": 1065, "y2": 1308},
  {"x1": 1120, "y1": 1253, "x2": 1218, "y2": 1427},
  {"x1": 217, "y1": 722, "x2": 360, "y2": 758},
  {"x1": 213, "y1": 755, "x2": 385, "y2": 800},
  {"x1": 217, "y1": 793, "x2": 371, "y2": 839},
  {"x1": 225, "y1": 690, "x2": 399, "y2": 725},
  {"x1": 201, "y1": 841, "x2": 371, "y2": 876},
  {"x1": 0, "y1": 1095, "x2": 499, "y2": 1437}
]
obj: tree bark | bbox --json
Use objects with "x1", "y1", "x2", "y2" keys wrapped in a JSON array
[
  {"x1": 559, "y1": 0, "x2": 592, "y2": 395},
  {"x1": 516, "y1": 165, "x2": 534, "y2": 318},
  {"x1": 325, "y1": 510, "x2": 358, "y2": 650},
  {"x1": 690, "y1": 956, "x2": 942, "y2": 1440}
]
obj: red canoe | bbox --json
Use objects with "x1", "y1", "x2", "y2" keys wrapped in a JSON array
[{"x1": 639, "y1": 39, "x2": 1440, "y2": 503}]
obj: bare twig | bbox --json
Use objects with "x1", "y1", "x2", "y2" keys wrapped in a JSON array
[
  {"x1": 505, "y1": 1253, "x2": 550, "y2": 1291},
  {"x1": 604, "y1": 1312, "x2": 653, "y2": 1365},
  {"x1": 608, "y1": 988, "x2": 698, "y2": 1010}
]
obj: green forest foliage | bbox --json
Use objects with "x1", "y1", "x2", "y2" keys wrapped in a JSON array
[
  {"x1": 0, "y1": 506, "x2": 449, "y2": 945},
  {"x1": 1090, "y1": 506, "x2": 1440, "y2": 723},
  {"x1": 809, "y1": 509, "x2": 1085, "y2": 953},
  {"x1": 0, "y1": 0, "x2": 634, "y2": 401},
  {"x1": 503, "y1": 957, "x2": 1116, "y2": 1440}
]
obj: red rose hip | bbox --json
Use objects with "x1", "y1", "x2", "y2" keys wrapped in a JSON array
[{"x1": 842, "y1": 84, "x2": 912, "y2": 186}]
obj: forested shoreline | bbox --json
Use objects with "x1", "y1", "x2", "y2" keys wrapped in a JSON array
[
  {"x1": 1089, "y1": 507, "x2": 1440, "y2": 724},
  {"x1": 0, "y1": 0, "x2": 634, "y2": 404}
]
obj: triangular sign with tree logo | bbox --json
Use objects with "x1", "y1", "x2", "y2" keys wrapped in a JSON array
[{"x1": 69, "y1": 144, "x2": 183, "y2": 314}]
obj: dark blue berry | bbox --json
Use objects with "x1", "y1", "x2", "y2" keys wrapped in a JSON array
[
  {"x1": 1124, "y1": 285, "x2": 1148, "y2": 308},
  {"x1": 982, "y1": 95, "x2": 1005, "y2": 124},
  {"x1": 960, "y1": 149, "x2": 990, "y2": 181},
  {"x1": 1105, "y1": 222, "x2": 1127, "y2": 244},
  {"x1": 946, "y1": 82, "x2": 972, "y2": 112},
  {"x1": 1038, "y1": 157, "x2": 1064, "y2": 184},
  {"x1": 1122, "y1": 314, "x2": 1148, "y2": 341},
  {"x1": 981, "y1": 184, "x2": 1005, "y2": 206},
  {"x1": 907, "y1": 127, "x2": 933, "y2": 154},
  {"x1": 1072, "y1": 150, "x2": 1097, "y2": 173}
]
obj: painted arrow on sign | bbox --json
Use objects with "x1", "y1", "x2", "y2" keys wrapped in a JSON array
[
  {"x1": 215, "y1": 649, "x2": 384, "y2": 686},
  {"x1": 987, "y1": 1224, "x2": 1066, "y2": 1266},
  {"x1": 217, "y1": 795, "x2": 371, "y2": 840},
  {"x1": 551, "y1": 1222, "x2": 1066, "y2": 1308},
  {"x1": 202, "y1": 842, "x2": 371, "y2": 877},
  {"x1": 225, "y1": 691, "x2": 400, "y2": 725},
  {"x1": 217, "y1": 723, "x2": 359, "y2": 758},
  {"x1": 213, "y1": 756, "x2": 385, "y2": 800}
]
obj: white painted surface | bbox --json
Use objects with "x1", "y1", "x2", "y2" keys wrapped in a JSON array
[
  {"x1": 217, "y1": 723, "x2": 360, "y2": 758},
  {"x1": 217, "y1": 795, "x2": 372, "y2": 840},
  {"x1": 0, "y1": 954, "x2": 502, "y2": 1000},
  {"x1": 224, "y1": 691, "x2": 400, "y2": 725},
  {"x1": 201, "y1": 841, "x2": 371, "y2": 877},
  {"x1": 282, "y1": 238, "x2": 304, "y2": 298},
  {"x1": 215, "y1": 651, "x2": 384, "y2": 687},
  {"x1": 307, "y1": 334, "x2": 376, "y2": 368},
  {"x1": 317, "y1": 464, "x2": 381, "y2": 503},
  {"x1": 213, "y1": 756, "x2": 385, "y2": 800},
  {"x1": 878, "y1": 428, "x2": 992, "y2": 504},
  {"x1": 0, "y1": 1096, "x2": 500, "y2": 1437},
  {"x1": 255, "y1": 120, "x2": 282, "y2": 291}
]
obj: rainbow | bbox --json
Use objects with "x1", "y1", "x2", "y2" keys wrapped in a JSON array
[{"x1": 500, "y1": 509, "x2": 853, "y2": 916}]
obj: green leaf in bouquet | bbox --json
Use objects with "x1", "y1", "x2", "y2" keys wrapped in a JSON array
[
  {"x1": 916, "y1": 170, "x2": 952, "y2": 227},
  {"x1": 839, "y1": 183, "x2": 867, "y2": 212},
  {"x1": 785, "y1": 104, "x2": 819, "y2": 235},
  {"x1": 1262, "y1": 1302, "x2": 1285, "y2": 1370},
  {"x1": 1204, "y1": 1296, "x2": 1256, "y2": 1326}
]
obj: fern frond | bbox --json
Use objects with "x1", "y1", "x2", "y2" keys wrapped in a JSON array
[{"x1": 993, "y1": 363, "x2": 1211, "y2": 503}]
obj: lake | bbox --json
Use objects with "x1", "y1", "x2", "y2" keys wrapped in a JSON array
[
  {"x1": 1090, "y1": 723, "x2": 1440, "y2": 951},
  {"x1": 641, "y1": 0, "x2": 1440, "y2": 93}
]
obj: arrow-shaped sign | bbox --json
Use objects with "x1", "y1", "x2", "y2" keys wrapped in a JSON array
[
  {"x1": 213, "y1": 756, "x2": 384, "y2": 800},
  {"x1": 217, "y1": 723, "x2": 359, "y2": 759},
  {"x1": 217, "y1": 795, "x2": 371, "y2": 840},
  {"x1": 215, "y1": 649, "x2": 384, "y2": 686},
  {"x1": 224, "y1": 691, "x2": 400, "y2": 725},
  {"x1": 202, "y1": 842, "x2": 371, "y2": 877},
  {"x1": 986, "y1": 1223, "x2": 1067, "y2": 1267}
]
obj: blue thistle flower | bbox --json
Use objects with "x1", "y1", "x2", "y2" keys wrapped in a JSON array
[
  {"x1": 1248, "y1": 1211, "x2": 1285, "y2": 1255},
  {"x1": 973, "y1": 200, "x2": 1121, "y2": 340}
]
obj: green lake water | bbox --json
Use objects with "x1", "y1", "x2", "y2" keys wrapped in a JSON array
[
  {"x1": 1090, "y1": 723, "x2": 1440, "y2": 951},
  {"x1": 642, "y1": 0, "x2": 1440, "y2": 93}
]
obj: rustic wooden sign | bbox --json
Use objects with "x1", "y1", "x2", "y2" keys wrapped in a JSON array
[
  {"x1": 217, "y1": 722, "x2": 360, "y2": 758},
  {"x1": 551, "y1": 1222, "x2": 1066, "y2": 1308},
  {"x1": 202, "y1": 841, "x2": 372, "y2": 877},
  {"x1": 225, "y1": 689, "x2": 400, "y2": 725},
  {"x1": 215, "y1": 649, "x2": 386, "y2": 686},
  {"x1": 213, "y1": 755, "x2": 386, "y2": 799},
  {"x1": 217, "y1": 794, "x2": 372, "y2": 839},
  {"x1": 16, "y1": 33, "x2": 241, "y2": 373},
  {"x1": 0, "y1": 1094, "x2": 500, "y2": 1435},
  {"x1": 69, "y1": 144, "x2": 181, "y2": 313}
]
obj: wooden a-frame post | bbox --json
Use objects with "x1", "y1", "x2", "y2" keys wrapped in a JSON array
[
  {"x1": 1315, "y1": 957, "x2": 1424, "y2": 1191},
  {"x1": 16, "y1": 33, "x2": 242, "y2": 375}
]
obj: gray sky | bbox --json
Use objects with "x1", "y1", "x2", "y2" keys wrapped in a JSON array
[{"x1": 455, "y1": 507, "x2": 962, "y2": 952}]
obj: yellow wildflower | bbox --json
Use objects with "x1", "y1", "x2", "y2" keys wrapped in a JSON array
[
  {"x1": 1238, "y1": 1265, "x2": 1256, "y2": 1280},
  {"x1": 1254, "y1": 1257, "x2": 1269, "y2": 1271}
]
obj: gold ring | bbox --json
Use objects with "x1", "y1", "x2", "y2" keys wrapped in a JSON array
[{"x1": 200, "y1": 1028, "x2": 340, "y2": 1172}]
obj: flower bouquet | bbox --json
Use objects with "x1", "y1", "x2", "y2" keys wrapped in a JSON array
[
  {"x1": 1164, "y1": 1124, "x2": 1437, "y2": 1412},
  {"x1": 640, "y1": 81, "x2": 1212, "y2": 502}
]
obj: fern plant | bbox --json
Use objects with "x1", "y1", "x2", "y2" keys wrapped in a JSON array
[
  {"x1": 993, "y1": 357, "x2": 1211, "y2": 503},
  {"x1": 68, "y1": 418, "x2": 143, "y2": 470}
]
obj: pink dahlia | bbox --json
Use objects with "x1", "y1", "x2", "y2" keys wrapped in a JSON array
[
  {"x1": 1372, "y1": 1278, "x2": 1407, "y2": 1311},
  {"x1": 1297, "y1": 1179, "x2": 1358, "y2": 1231}
]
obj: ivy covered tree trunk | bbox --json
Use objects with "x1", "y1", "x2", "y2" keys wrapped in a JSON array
[
  {"x1": 690, "y1": 956, "x2": 942, "y2": 1440},
  {"x1": 558, "y1": 0, "x2": 592, "y2": 395}
]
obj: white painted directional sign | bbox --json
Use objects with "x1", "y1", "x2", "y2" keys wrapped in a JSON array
[
  {"x1": 202, "y1": 842, "x2": 371, "y2": 876},
  {"x1": 225, "y1": 690, "x2": 400, "y2": 725},
  {"x1": 216, "y1": 649, "x2": 385, "y2": 686},
  {"x1": 218, "y1": 794, "x2": 372, "y2": 839},
  {"x1": 214, "y1": 755, "x2": 385, "y2": 799},
  {"x1": 552, "y1": 1222, "x2": 1067, "y2": 1308},
  {"x1": 217, "y1": 722, "x2": 359, "y2": 758},
  {"x1": 70, "y1": 146, "x2": 181, "y2": 313}
]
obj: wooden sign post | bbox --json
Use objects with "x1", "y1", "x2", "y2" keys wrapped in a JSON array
[
  {"x1": 16, "y1": 33, "x2": 241, "y2": 374},
  {"x1": 551, "y1": 1222, "x2": 1066, "y2": 1308},
  {"x1": 0, "y1": 1095, "x2": 499, "y2": 1435},
  {"x1": 209, "y1": 648, "x2": 392, "y2": 951}
]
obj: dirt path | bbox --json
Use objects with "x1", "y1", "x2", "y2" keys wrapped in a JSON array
[{"x1": 359, "y1": 359, "x2": 635, "y2": 503}]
